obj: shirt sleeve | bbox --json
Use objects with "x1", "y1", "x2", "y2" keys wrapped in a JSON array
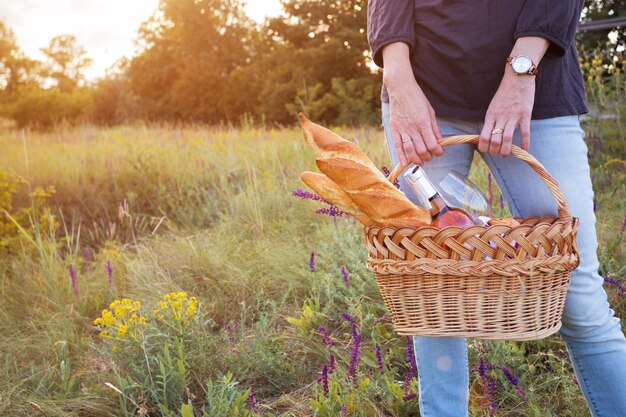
[
  {"x1": 367, "y1": 0, "x2": 415, "y2": 68},
  {"x1": 514, "y1": 0, "x2": 584, "y2": 57}
]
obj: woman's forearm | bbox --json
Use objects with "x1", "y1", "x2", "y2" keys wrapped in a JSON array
[{"x1": 381, "y1": 42, "x2": 416, "y2": 88}]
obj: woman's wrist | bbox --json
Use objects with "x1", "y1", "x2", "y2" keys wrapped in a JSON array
[{"x1": 381, "y1": 42, "x2": 415, "y2": 87}]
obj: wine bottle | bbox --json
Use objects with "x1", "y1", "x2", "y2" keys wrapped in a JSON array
[{"x1": 404, "y1": 166, "x2": 475, "y2": 228}]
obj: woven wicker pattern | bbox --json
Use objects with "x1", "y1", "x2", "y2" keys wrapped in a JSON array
[{"x1": 365, "y1": 135, "x2": 580, "y2": 340}]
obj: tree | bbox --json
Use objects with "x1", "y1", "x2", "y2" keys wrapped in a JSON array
[
  {"x1": 128, "y1": 0, "x2": 254, "y2": 123},
  {"x1": 40, "y1": 35, "x2": 93, "y2": 93}
]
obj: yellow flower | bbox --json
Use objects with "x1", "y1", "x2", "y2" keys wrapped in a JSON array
[
  {"x1": 117, "y1": 325, "x2": 129, "y2": 338},
  {"x1": 112, "y1": 345, "x2": 119, "y2": 352}
]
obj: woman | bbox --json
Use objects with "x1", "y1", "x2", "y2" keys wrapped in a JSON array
[{"x1": 367, "y1": 1, "x2": 626, "y2": 416}]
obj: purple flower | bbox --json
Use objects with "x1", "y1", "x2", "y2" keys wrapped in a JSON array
[
  {"x1": 604, "y1": 277, "x2": 626, "y2": 296},
  {"x1": 292, "y1": 189, "x2": 329, "y2": 204},
  {"x1": 346, "y1": 324, "x2": 361, "y2": 387},
  {"x1": 470, "y1": 356, "x2": 529, "y2": 414},
  {"x1": 500, "y1": 194, "x2": 505, "y2": 209},
  {"x1": 224, "y1": 321, "x2": 237, "y2": 344},
  {"x1": 402, "y1": 392, "x2": 417, "y2": 402},
  {"x1": 402, "y1": 337, "x2": 417, "y2": 393},
  {"x1": 247, "y1": 388, "x2": 260, "y2": 413},
  {"x1": 106, "y1": 259, "x2": 113, "y2": 292},
  {"x1": 83, "y1": 249, "x2": 92, "y2": 272},
  {"x1": 315, "y1": 205, "x2": 347, "y2": 218},
  {"x1": 317, "y1": 364, "x2": 329, "y2": 397},
  {"x1": 316, "y1": 325, "x2": 336, "y2": 347},
  {"x1": 69, "y1": 264, "x2": 80, "y2": 301},
  {"x1": 376, "y1": 344, "x2": 384, "y2": 374},
  {"x1": 373, "y1": 316, "x2": 389, "y2": 325},
  {"x1": 329, "y1": 353, "x2": 336, "y2": 374},
  {"x1": 381, "y1": 166, "x2": 402, "y2": 190},
  {"x1": 341, "y1": 312, "x2": 355, "y2": 324},
  {"x1": 341, "y1": 404, "x2": 347, "y2": 417},
  {"x1": 309, "y1": 251, "x2": 315, "y2": 272},
  {"x1": 476, "y1": 357, "x2": 495, "y2": 414},
  {"x1": 340, "y1": 265, "x2": 350, "y2": 287},
  {"x1": 593, "y1": 197, "x2": 597, "y2": 212}
]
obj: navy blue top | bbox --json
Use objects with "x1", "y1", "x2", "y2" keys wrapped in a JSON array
[{"x1": 367, "y1": 0, "x2": 589, "y2": 120}]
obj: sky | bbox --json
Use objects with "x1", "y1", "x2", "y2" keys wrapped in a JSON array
[{"x1": 0, "y1": 0, "x2": 284, "y2": 81}]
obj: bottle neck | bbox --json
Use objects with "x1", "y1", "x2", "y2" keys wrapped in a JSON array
[
  {"x1": 405, "y1": 166, "x2": 450, "y2": 218},
  {"x1": 428, "y1": 195, "x2": 449, "y2": 219}
]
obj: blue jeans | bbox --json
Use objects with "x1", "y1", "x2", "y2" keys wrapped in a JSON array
[{"x1": 382, "y1": 102, "x2": 626, "y2": 417}]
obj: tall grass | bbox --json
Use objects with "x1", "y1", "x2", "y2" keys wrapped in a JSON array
[{"x1": 0, "y1": 72, "x2": 624, "y2": 415}]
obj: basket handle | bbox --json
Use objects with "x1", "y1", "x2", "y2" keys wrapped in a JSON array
[{"x1": 386, "y1": 134, "x2": 573, "y2": 222}]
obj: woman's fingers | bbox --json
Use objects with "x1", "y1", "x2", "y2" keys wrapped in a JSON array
[
  {"x1": 520, "y1": 116, "x2": 531, "y2": 152},
  {"x1": 392, "y1": 128, "x2": 408, "y2": 166},
  {"x1": 400, "y1": 131, "x2": 424, "y2": 166},
  {"x1": 479, "y1": 115, "x2": 496, "y2": 153},
  {"x1": 500, "y1": 119, "x2": 518, "y2": 157}
]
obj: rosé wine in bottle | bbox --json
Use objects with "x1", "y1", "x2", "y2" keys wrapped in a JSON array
[{"x1": 404, "y1": 166, "x2": 475, "y2": 229}]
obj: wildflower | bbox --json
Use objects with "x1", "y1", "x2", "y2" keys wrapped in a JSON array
[
  {"x1": 593, "y1": 197, "x2": 597, "y2": 212},
  {"x1": 341, "y1": 404, "x2": 347, "y2": 417},
  {"x1": 373, "y1": 316, "x2": 389, "y2": 325},
  {"x1": 381, "y1": 166, "x2": 401, "y2": 190},
  {"x1": 247, "y1": 389, "x2": 260, "y2": 413},
  {"x1": 117, "y1": 325, "x2": 129, "y2": 338},
  {"x1": 376, "y1": 344, "x2": 384, "y2": 374},
  {"x1": 329, "y1": 353, "x2": 336, "y2": 374},
  {"x1": 402, "y1": 393, "x2": 417, "y2": 402},
  {"x1": 292, "y1": 189, "x2": 329, "y2": 204},
  {"x1": 604, "y1": 277, "x2": 626, "y2": 295},
  {"x1": 346, "y1": 323, "x2": 361, "y2": 387},
  {"x1": 499, "y1": 194, "x2": 505, "y2": 209},
  {"x1": 224, "y1": 321, "x2": 237, "y2": 344},
  {"x1": 69, "y1": 264, "x2": 80, "y2": 301},
  {"x1": 106, "y1": 259, "x2": 113, "y2": 291},
  {"x1": 403, "y1": 337, "x2": 418, "y2": 394},
  {"x1": 317, "y1": 364, "x2": 329, "y2": 397},
  {"x1": 316, "y1": 325, "x2": 336, "y2": 347},
  {"x1": 84, "y1": 249, "x2": 93, "y2": 272},
  {"x1": 93, "y1": 297, "x2": 146, "y2": 348},
  {"x1": 153, "y1": 292, "x2": 198, "y2": 325},
  {"x1": 341, "y1": 312, "x2": 355, "y2": 324},
  {"x1": 309, "y1": 251, "x2": 315, "y2": 272},
  {"x1": 315, "y1": 205, "x2": 347, "y2": 218},
  {"x1": 340, "y1": 265, "x2": 350, "y2": 287}
]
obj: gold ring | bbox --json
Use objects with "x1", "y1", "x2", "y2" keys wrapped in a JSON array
[{"x1": 491, "y1": 128, "x2": 504, "y2": 135}]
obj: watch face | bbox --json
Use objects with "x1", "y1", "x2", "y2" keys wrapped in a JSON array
[{"x1": 512, "y1": 56, "x2": 532, "y2": 73}]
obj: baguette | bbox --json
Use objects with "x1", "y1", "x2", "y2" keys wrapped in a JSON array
[
  {"x1": 298, "y1": 113, "x2": 431, "y2": 227},
  {"x1": 300, "y1": 171, "x2": 375, "y2": 226}
]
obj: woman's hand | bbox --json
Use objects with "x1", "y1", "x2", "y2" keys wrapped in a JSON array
[
  {"x1": 383, "y1": 43, "x2": 444, "y2": 167},
  {"x1": 478, "y1": 71, "x2": 535, "y2": 157},
  {"x1": 479, "y1": 36, "x2": 550, "y2": 157}
]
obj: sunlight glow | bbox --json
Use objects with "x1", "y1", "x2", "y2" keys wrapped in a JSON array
[{"x1": 0, "y1": 0, "x2": 283, "y2": 81}]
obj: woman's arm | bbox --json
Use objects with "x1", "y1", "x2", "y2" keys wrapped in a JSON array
[
  {"x1": 480, "y1": 0, "x2": 584, "y2": 157},
  {"x1": 382, "y1": 43, "x2": 443, "y2": 167},
  {"x1": 478, "y1": 36, "x2": 549, "y2": 157},
  {"x1": 367, "y1": 0, "x2": 442, "y2": 167}
]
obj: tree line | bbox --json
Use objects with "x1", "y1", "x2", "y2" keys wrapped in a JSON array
[{"x1": 0, "y1": 0, "x2": 623, "y2": 129}]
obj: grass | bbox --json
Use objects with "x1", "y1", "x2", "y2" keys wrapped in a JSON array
[{"x1": 0, "y1": 80, "x2": 624, "y2": 415}]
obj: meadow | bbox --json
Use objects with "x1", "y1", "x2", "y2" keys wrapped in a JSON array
[{"x1": 0, "y1": 76, "x2": 625, "y2": 415}]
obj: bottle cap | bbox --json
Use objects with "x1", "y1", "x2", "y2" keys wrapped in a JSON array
[{"x1": 404, "y1": 166, "x2": 438, "y2": 201}]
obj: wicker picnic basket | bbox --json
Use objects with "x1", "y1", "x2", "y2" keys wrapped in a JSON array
[{"x1": 364, "y1": 135, "x2": 580, "y2": 340}]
